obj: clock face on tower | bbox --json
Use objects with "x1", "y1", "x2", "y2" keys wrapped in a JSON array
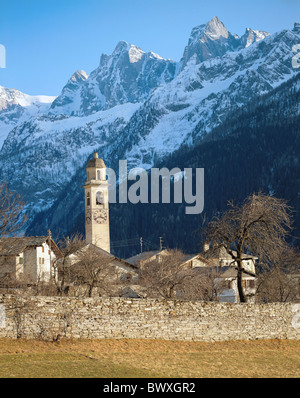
[{"x1": 93, "y1": 209, "x2": 108, "y2": 224}]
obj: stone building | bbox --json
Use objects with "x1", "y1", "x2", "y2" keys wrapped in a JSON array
[
  {"x1": 127, "y1": 247, "x2": 257, "y2": 303},
  {"x1": 126, "y1": 249, "x2": 169, "y2": 267},
  {"x1": 0, "y1": 236, "x2": 61, "y2": 283},
  {"x1": 180, "y1": 247, "x2": 257, "y2": 303}
]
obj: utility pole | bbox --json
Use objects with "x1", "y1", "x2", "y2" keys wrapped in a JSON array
[
  {"x1": 159, "y1": 237, "x2": 164, "y2": 251},
  {"x1": 140, "y1": 237, "x2": 143, "y2": 254}
]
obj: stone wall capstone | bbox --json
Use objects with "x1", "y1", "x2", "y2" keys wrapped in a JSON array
[{"x1": 0, "y1": 295, "x2": 299, "y2": 342}]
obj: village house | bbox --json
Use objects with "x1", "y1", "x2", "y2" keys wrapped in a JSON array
[
  {"x1": 0, "y1": 236, "x2": 61, "y2": 283},
  {"x1": 125, "y1": 249, "x2": 170, "y2": 267},
  {"x1": 126, "y1": 246, "x2": 257, "y2": 303},
  {"x1": 193, "y1": 246, "x2": 257, "y2": 302},
  {"x1": 67, "y1": 243, "x2": 137, "y2": 281},
  {"x1": 175, "y1": 247, "x2": 257, "y2": 303}
]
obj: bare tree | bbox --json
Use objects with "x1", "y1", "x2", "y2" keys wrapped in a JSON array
[
  {"x1": 70, "y1": 244, "x2": 121, "y2": 297},
  {"x1": 138, "y1": 250, "x2": 195, "y2": 300},
  {"x1": 53, "y1": 233, "x2": 86, "y2": 296},
  {"x1": 256, "y1": 245, "x2": 300, "y2": 303},
  {"x1": 0, "y1": 182, "x2": 27, "y2": 237},
  {"x1": 180, "y1": 267, "x2": 229, "y2": 302},
  {"x1": 204, "y1": 193, "x2": 294, "y2": 303}
]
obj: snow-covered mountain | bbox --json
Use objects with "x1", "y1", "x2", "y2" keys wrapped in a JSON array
[
  {"x1": 180, "y1": 16, "x2": 270, "y2": 69},
  {"x1": 0, "y1": 17, "x2": 299, "y2": 235},
  {"x1": 105, "y1": 23, "x2": 299, "y2": 170},
  {"x1": 50, "y1": 41, "x2": 177, "y2": 116},
  {"x1": 0, "y1": 86, "x2": 55, "y2": 148}
]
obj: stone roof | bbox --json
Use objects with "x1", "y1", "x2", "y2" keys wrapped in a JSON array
[
  {"x1": 126, "y1": 250, "x2": 167, "y2": 266},
  {"x1": 180, "y1": 253, "x2": 211, "y2": 266},
  {"x1": 0, "y1": 236, "x2": 61, "y2": 257},
  {"x1": 70, "y1": 243, "x2": 138, "y2": 270}
]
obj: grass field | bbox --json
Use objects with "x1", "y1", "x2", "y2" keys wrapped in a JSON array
[{"x1": 0, "y1": 338, "x2": 299, "y2": 378}]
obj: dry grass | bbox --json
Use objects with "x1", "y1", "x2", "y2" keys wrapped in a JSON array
[{"x1": 0, "y1": 338, "x2": 299, "y2": 378}]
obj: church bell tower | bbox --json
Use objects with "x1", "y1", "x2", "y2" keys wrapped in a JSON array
[{"x1": 84, "y1": 152, "x2": 110, "y2": 252}]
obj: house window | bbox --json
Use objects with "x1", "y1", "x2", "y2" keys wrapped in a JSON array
[
  {"x1": 19, "y1": 257, "x2": 23, "y2": 264},
  {"x1": 42, "y1": 246, "x2": 44, "y2": 253},
  {"x1": 42, "y1": 258, "x2": 45, "y2": 265},
  {"x1": 248, "y1": 280, "x2": 255, "y2": 289},
  {"x1": 97, "y1": 170, "x2": 101, "y2": 180},
  {"x1": 39, "y1": 258, "x2": 41, "y2": 265},
  {"x1": 87, "y1": 192, "x2": 90, "y2": 207}
]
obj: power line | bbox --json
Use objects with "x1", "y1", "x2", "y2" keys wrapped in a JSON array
[
  {"x1": 110, "y1": 236, "x2": 164, "y2": 251},
  {"x1": 110, "y1": 242, "x2": 139, "y2": 248},
  {"x1": 110, "y1": 237, "x2": 141, "y2": 248},
  {"x1": 111, "y1": 238, "x2": 139, "y2": 244}
]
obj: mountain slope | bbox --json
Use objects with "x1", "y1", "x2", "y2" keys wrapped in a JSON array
[
  {"x1": 0, "y1": 102, "x2": 141, "y2": 214},
  {"x1": 103, "y1": 25, "x2": 300, "y2": 172},
  {"x1": 26, "y1": 73, "x2": 300, "y2": 256},
  {"x1": 0, "y1": 86, "x2": 55, "y2": 148}
]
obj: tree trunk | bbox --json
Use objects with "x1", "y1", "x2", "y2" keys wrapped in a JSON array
[
  {"x1": 237, "y1": 260, "x2": 247, "y2": 303},
  {"x1": 88, "y1": 284, "x2": 94, "y2": 298}
]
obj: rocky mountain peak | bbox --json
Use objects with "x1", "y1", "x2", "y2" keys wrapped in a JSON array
[
  {"x1": 180, "y1": 17, "x2": 272, "y2": 70},
  {"x1": 205, "y1": 16, "x2": 229, "y2": 40},
  {"x1": 240, "y1": 28, "x2": 270, "y2": 48},
  {"x1": 112, "y1": 40, "x2": 131, "y2": 56},
  {"x1": 70, "y1": 70, "x2": 89, "y2": 83},
  {"x1": 180, "y1": 16, "x2": 234, "y2": 69},
  {"x1": 187, "y1": 16, "x2": 228, "y2": 47}
]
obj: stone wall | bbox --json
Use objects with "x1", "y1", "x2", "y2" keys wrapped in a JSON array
[{"x1": 0, "y1": 295, "x2": 299, "y2": 342}]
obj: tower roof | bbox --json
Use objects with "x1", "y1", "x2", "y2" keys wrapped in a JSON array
[{"x1": 86, "y1": 152, "x2": 106, "y2": 169}]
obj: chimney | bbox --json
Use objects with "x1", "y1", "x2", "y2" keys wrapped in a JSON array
[
  {"x1": 203, "y1": 242, "x2": 210, "y2": 253},
  {"x1": 94, "y1": 152, "x2": 99, "y2": 159}
]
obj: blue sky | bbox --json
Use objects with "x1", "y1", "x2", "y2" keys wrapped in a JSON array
[{"x1": 0, "y1": 0, "x2": 299, "y2": 96}]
